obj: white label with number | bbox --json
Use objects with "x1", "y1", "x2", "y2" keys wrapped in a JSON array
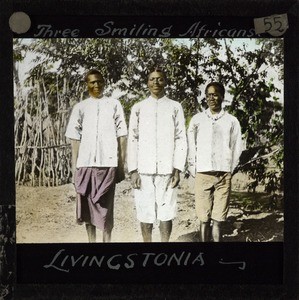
[{"x1": 254, "y1": 14, "x2": 288, "y2": 36}]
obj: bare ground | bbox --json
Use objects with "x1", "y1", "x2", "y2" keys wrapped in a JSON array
[{"x1": 16, "y1": 176, "x2": 283, "y2": 243}]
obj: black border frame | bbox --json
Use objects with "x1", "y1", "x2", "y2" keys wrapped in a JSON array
[{"x1": 1, "y1": 0, "x2": 298, "y2": 298}]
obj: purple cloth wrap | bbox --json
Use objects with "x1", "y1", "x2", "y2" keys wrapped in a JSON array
[{"x1": 74, "y1": 167, "x2": 116, "y2": 231}]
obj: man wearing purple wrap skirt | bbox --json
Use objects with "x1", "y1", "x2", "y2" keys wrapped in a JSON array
[{"x1": 65, "y1": 69, "x2": 127, "y2": 243}]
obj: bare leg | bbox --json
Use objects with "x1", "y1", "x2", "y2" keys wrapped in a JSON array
[
  {"x1": 140, "y1": 222, "x2": 153, "y2": 242},
  {"x1": 159, "y1": 220, "x2": 172, "y2": 242},
  {"x1": 85, "y1": 223, "x2": 96, "y2": 243},
  {"x1": 211, "y1": 220, "x2": 221, "y2": 242},
  {"x1": 103, "y1": 229, "x2": 112, "y2": 243},
  {"x1": 200, "y1": 221, "x2": 211, "y2": 242}
]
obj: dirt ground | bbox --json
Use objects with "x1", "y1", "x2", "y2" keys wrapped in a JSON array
[{"x1": 16, "y1": 175, "x2": 284, "y2": 243}]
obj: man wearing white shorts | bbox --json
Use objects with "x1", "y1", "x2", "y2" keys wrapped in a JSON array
[{"x1": 127, "y1": 67, "x2": 187, "y2": 242}]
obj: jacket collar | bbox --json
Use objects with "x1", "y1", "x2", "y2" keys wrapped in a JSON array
[
  {"x1": 205, "y1": 108, "x2": 225, "y2": 121},
  {"x1": 148, "y1": 95, "x2": 167, "y2": 102}
]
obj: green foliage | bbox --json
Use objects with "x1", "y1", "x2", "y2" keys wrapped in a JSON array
[{"x1": 14, "y1": 38, "x2": 283, "y2": 193}]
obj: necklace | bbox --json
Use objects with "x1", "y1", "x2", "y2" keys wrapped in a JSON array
[{"x1": 204, "y1": 109, "x2": 225, "y2": 122}]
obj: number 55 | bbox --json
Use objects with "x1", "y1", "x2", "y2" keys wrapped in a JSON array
[{"x1": 264, "y1": 16, "x2": 283, "y2": 33}]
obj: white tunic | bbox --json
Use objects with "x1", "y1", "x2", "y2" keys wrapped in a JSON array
[
  {"x1": 187, "y1": 109, "x2": 243, "y2": 176},
  {"x1": 127, "y1": 96, "x2": 187, "y2": 175},
  {"x1": 65, "y1": 96, "x2": 127, "y2": 168}
]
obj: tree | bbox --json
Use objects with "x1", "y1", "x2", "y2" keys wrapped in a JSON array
[
  {"x1": 13, "y1": 38, "x2": 283, "y2": 194},
  {"x1": 202, "y1": 38, "x2": 283, "y2": 194}
]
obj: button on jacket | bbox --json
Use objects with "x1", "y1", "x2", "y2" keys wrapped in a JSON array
[
  {"x1": 187, "y1": 109, "x2": 243, "y2": 176},
  {"x1": 127, "y1": 96, "x2": 187, "y2": 175},
  {"x1": 65, "y1": 96, "x2": 127, "y2": 168}
]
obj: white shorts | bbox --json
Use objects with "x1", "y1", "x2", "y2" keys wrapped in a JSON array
[{"x1": 134, "y1": 174, "x2": 177, "y2": 223}]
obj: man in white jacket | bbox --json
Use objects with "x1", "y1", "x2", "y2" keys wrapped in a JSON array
[
  {"x1": 65, "y1": 69, "x2": 127, "y2": 243},
  {"x1": 127, "y1": 68, "x2": 187, "y2": 242},
  {"x1": 187, "y1": 82, "x2": 243, "y2": 242}
]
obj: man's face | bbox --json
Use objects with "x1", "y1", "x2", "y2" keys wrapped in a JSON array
[
  {"x1": 87, "y1": 73, "x2": 105, "y2": 98},
  {"x1": 206, "y1": 85, "x2": 223, "y2": 114},
  {"x1": 147, "y1": 71, "x2": 166, "y2": 99}
]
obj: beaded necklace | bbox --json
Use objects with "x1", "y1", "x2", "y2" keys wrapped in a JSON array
[{"x1": 204, "y1": 109, "x2": 225, "y2": 122}]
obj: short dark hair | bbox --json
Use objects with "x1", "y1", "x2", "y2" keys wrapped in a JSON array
[
  {"x1": 84, "y1": 69, "x2": 103, "y2": 82},
  {"x1": 147, "y1": 66, "x2": 167, "y2": 81},
  {"x1": 205, "y1": 82, "x2": 225, "y2": 98}
]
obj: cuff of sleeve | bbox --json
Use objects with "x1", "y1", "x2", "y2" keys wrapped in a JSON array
[
  {"x1": 187, "y1": 164, "x2": 196, "y2": 177},
  {"x1": 173, "y1": 164, "x2": 184, "y2": 173},
  {"x1": 127, "y1": 165, "x2": 138, "y2": 174}
]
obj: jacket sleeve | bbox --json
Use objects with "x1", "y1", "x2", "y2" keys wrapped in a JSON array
[
  {"x1": 65, "y1": 104, "x2": 82, "y2": 141},
  {"x1": 231, "y1": 118, "x2": 243, "y2": 172},
  {"x1": 187, "y1": 116, "x2": 197, "y2": 177},
  {"x1": 127, "y1": 104, "x2": 140, "y2": 173},
  {"x1": 114, "y1": 100, "x2": 128, "y2": 137},
  {"x1": 172, "y1": 103, "x2": 187, "y2": 172}
]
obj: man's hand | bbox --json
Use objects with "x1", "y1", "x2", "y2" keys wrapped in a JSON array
[
  {"x1": 71, "y1": 168, "x2": 77, "y2": 186},
  {"x1": 168, "y1": 168, "x2": 180, "y2": 189},
  {"x1": 116, "y1": 136, "x2": 127, "y2": 184},
  {"x1": 115, "y1": 166, "x2": 126, "y2": 183},
  {"x1": 70, "y1": 139, "x2": 80, "y2": 185},
  {"x1": 131, "y1": 170, "x2": 141, "y2": 189}
]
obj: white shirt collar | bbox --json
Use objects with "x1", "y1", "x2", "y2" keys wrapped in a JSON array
[
  {"x1": 205, "y1": 108, "x2": 225, "y2": 121},
  {"x1": 148, "y1": 95, "x2": 167, "y2": 102},
  {"x1": 88, "y1": 95, "x2": 106, "y2": 101}
]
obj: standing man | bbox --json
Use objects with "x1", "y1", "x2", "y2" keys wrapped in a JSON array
[
  {"x1": 187, "y1": 82, "x2": 243, "y2": 242},
  {"x1": 127, "y1": 67, "x2": 187, "y2": 242},
  {"x1": 65, "y1": 69, "x2": 127, "y2": 243}
]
